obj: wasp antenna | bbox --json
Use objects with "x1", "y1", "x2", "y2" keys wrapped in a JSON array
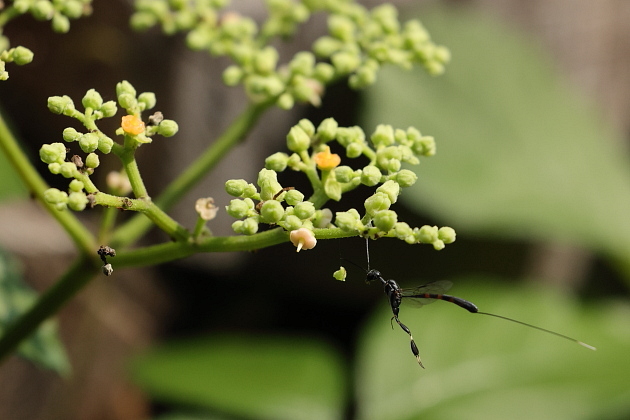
[
  {"x1": 365, "y1": 236, "x2": 371, "y2": 271},
  {"x1": 477, "y1": 312, "x2": 596, "y2": 351}
]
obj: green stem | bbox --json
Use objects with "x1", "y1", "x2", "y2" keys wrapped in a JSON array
[
  {"x1": 115, "y1": 144, "x2": 149, "y2": 199},
  {"x1": 0, "y1": 111, "x2": 96, "y2": 254},
  {"x1": 0, "y1": 255, "x2": 100, "y2": 364},
  {"x1": 110, "y1": 100, "x2": 273, "y2": 248}
]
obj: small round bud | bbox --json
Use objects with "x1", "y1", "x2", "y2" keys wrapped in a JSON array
[
  {"x1": 373, "y1": 210, "x2": 397, "y2": 232},
  {"x1": 289, "y1": 228, "x2": 317, "y2": 252},
  {"x1": 253, "y1": 46, "x2": 279, "y2": 75},
  {"x1": 85, "y1": 153, "x2": 100, "y2": 169},
  {"x1": 157, "y1": 119, "x2": 179, "y2": 137},
  {"x1": 68, "y1": 191, "x2": 89, "y2": 211},
  {"x1": 313, "y1": 208, "x2": 333, "y2": 228},
  {"x1": 364, "y1": 192, "x2": 391, "y2": 216},
  {"x1": 276, "y1": 93, "x2": 295, "y2": 110},
  {"x1": 62, "y1": 127, "x2": 81, "y2": 142},
  {"x1": 376, "y1": 180, "x2": 400, "y2": 204},
  {"x1": 333, "y1": 266, "x2": 347, "y2": 281},
  {"x1": 395, "y1": 169, "x2": 417, "y2": 187},
  {"x1": 225, "y1": 179, "x2": 249, "y2": 197},
  {"x1": 265, "y1": 152, "x2": 289, "y2": 172},
  {"x1": 43, "y1": 188, "x2": 68, "y2": 205},
  {"x1": 335, "y1": 209, "x2": 361, "y2": 231},
  {"x1": 239, "y1": 217, "x2": 259, "y2": 235},
  {"x1": 226, "y1": 199, "x2": 251, "y2": 219},
  {"x1": 47, "y1": 95, "x2": 74, "y2": 115},
  {"x1": 59, "y1": 162, "x2": 78, "y2": 178},
  {"x1": 438, "y1": 226, "x2": 456, "y2": 244},
  {"x1": 98, "y1": 136, "x2": 114, "y2": 154},
  {"x1": 69, "y1": 179, "x2": 84, "y2": 192},
  {"x1": 62, "y1": 0, "x2": 84, "y2": 19},
  {"x1": 39, "y1": 143, "x2": 66, "y2": 164},
  {"x1": 393, "y1": 222, "x2": 413, "y2": 240},
  {"x1": 223, "y1": 65, "x2": 244, "y2": 86},
  {"x1": 116, "y1": 80, "x2": 137, "y2": 97},
  {"x1": 79, "y1": 132, "x2": 99, "y2": 153},
  {"x1": 297, "y1": 119, "x2": 316, "y2": 138},
  {"x1": 48, "y1": 163, "x2": 61, "y2": 174},
  {"x1": 282, "y1": 214, "x2": 302, "y2": 231},
  {"x1": 371, "y1": 124, "x2": 395, "y2": 147},
  {"x1": 293, "y1": 201, "x2": 315, "y2": 220},
  {"x1": 284, "y1": 189, "x2": 304, "y2": 206},
  {"x1": 334, "y1": 166, "x2": 355, "y2": 183},
  {"x1": 257, "y1": 168, "x2": 283, "y2": 201},
  {"x1": 417, "y1": 225, "x2": 439, "y2": 244},
  {"x1": 313, "y1": 62, "x2": 335, "y2": 83},
  {"x1": 316, "y1": 118, "x2": 338, "y2": 142},
  {"x1": 331, "y1": 51, "x2": 360, "y2": 75},
  {"x1": 14, "y1": 0, "x2": 30, "y2": 13},
  {"x1": 12, "y1": 46, "x2": 34, "y2": 66},
  {"x1": 286, "y1": 125, "x2": 311, "y2": 153},
  {"x1": 138, "y1": 92, "x2": 157, "y2": 110},
  {"x1": 361, "y1": 165, "x2": 382, "y2": 187},
  {"x1": 100, "y1": 101, "x2": 118, "y2": 118},
  {"x1": 52, "y1": 14, "x2": 70, "y2": 33},
  {"x1": 260, "y1": 200, "x2": 285, "y2": 223},
  {"x1": 32, "y1": 1, "x2": 54, "y2": 20},
  {"x1": 117, "y1": 93, "x2": 137, "y2": 110},
  {"x1": 82, "y1": 89, "x2": 103, "y2": 109},
  {"x1": 346, "y1": 142, "x2": 363, "y2": 158}
]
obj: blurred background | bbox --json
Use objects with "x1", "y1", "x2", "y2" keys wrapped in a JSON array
[{"x1": 0, "y1": 0, "x2": 629, "y2": 419}]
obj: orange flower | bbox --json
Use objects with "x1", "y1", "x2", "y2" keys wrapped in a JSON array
[
  {"x1": 121, "y1": 115, "x2": 145, "y2": 135},
  {"x1": 313, "y1": 146, "x2": 341, "y2": 170}
]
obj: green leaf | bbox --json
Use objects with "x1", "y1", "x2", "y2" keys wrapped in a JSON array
[
  {"x1": 0, "y1": 141, "x2": 27, "y2": 202},
  {"x1": 361, "y1": 5, "x2": 630, "y2": 262},
  {"x1": 129, "y1": 334, "x2": 348, "y2": 420},
  {"x1": 355, "y1": 277, "x2": 630, "y2": 420},
  {"x1": 0, "y1": 248, "x2": 70, "y2": 375}
]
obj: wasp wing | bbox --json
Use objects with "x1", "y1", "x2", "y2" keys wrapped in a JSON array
[{"x1": 400, "y1": 280, "x2": 453, "y2": 307}]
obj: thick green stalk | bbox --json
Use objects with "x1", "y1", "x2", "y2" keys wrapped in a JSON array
[{"x1": 110, "y1": 100, "x2": 273, "y2": 248}]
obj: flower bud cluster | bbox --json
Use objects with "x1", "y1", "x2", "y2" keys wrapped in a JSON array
[
  {"x1": 0, "y1": 46, "x2": 34, "y2": 80},
  {"x1": 225, "y1": 169, "x2": 330, "y2": 236},
  {"x1": 131, "y1": 0, "x2": 448, "y2": 108},
  {"x1": 9, "y1": 0, "x2": 92, "y2": 34}
]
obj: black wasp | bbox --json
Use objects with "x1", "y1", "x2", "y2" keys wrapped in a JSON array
[{"x1": 358, "y1": 241, "x2": 596, "y2": 367}]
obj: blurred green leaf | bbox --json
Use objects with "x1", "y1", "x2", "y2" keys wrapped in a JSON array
[
  {"x1": 129, "y1": 335, "x2": 348, "y2": 420},
  {"x1": 355, "y1": 277, "x2": 630, "y2": 420},
  {"x1": 361, "y1": 5, "x2": 630, "y2": 262},
  {"x1": 0, "y1": 248, "x2": 70, "y2": 375}
]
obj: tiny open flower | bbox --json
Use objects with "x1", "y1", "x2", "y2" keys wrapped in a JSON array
[
  {"x1": 290, "y1": 228, "x2": 317, "y2": 252},
  {"x1": 121, "y1": 115, "x2": 145, "y2": 135},
  {"x1": 195, "y1": 197, "x2": 219, "y2": 221},
  {"x1": 313, "y1": 146, "x2": 341, "y2": 170}
]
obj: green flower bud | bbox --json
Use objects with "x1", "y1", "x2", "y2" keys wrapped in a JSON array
[
  {"x1": 223, "y1": 65, "x2": 244, "y2": 86},
  {"x1": 282, "y1": 214, "x2": 302, "y2": 231},
  {"x1": 260, "y1": 200, "x2": 285, "y2": 223},
  {"x1": 68, "y1": 191, "x2": 88, "y2": 211},
  {"x1": 313, "y1": 36, "x2": 343, "y2": 57},
  {"x1": 254, "y1": 46, "x2": 279, "y2": 75},
  {"x1": 82, "y1": 89, "x2": 103, "y2": 110},
  {"x1": 242, "y1": 183, "x2": 258, "y2": 199},
  {"x1": 315, "y1": 118, "x2": 337, "y2": 143},
  {"x1": 348, "y1": 65, "x2": 377, "y2": 90},
  {"x1": 294, "y1": 201, "x2": 315, "y2": 220},
  {"x1": 85, "y1": 153, "x2": 100, "y2": 169},
  {"x1": 313, "y1": 208, "x2": 333, "y2": 228},
  {"x1": 289, "y1": 51, "x2": 315, "y2": 76},
  {"x1": 335, "y1": 209, "x2": 361, "y2": 231},
  {"x1": 265, "y1": 152, "x2": 289, "y2": 172},
  {"x1": 225, "y1": 179, "x2": 249, "y2": 197},
  {"x1": 130, "y1": 11, "x2": 158, "y2": 31},
  {"x1": 286, "y1": 125, "x2": 311, "y2": 153},
  {"x1": 346, "y1": 142, "x2": 363, "y2": 158},
  {"x1": 297, "y1": 118, "x2": 316, "y2": 138},
  {"x1": 373, "y1": 210, "x2": 397, "y2": 232},
  {"x1": 226, "y1": 199, "x2": 251, "y2": 219},
  {"x1": 413, "y1": 135, "x2": 436, "y2": 156},
  {"x1": 136, "y1": 92, "x2": 156, "y2": 110},
  {"x1": 284, "y1": 189, "x2": 304, "y2": 206},
  {"x1": 52, "y1": 13, "x2": 70, "y2": 33},
  {"x1": 257, "y1": 168, "x2": 283, "y2": 201},
  {"x1": 361, "y1": 165, "x2": 382, "y2": 187},
  {"x1": 333, "y1": 266, "x2": 347, "y2": 281},
  {"x1": 32, "y1": 0, "x2": 54, "y2": 20},
  {"x1": 62, "y1": 0, "x2": 84, "y2": 19},
  {"x1": 12, "y1": 46, "x2": 34, "y2": 66},
  {"x1": 287, "y1": 153, "x2": 302, "y2": 170},
  {"x1": 39, "y1": 143, "x2": 66, "y2": 164},
  {"x1": 14, "y1": 0, "x2": 30, "y2": 13},
  {"x1": 334, "y1": 165, "x2": 355, "y2": 183},
  {"x1": 438, "y1": 226, "x2": 456, "y2": 244},
  {"x1": 364, "y1": 192, "x2": 391, "y2": 216},
  {"x1": 313, "y1": 62, "x2": 335, "y2": 83},
  {"x1": 395, "y1": 169, "x2": 417, "y2": 187},
  {"x1": 48, "y1": 163, "x2": 61, "y2": 174},
  {"x1": 328, "y1": 15, "x2": 355, "y2": 42},
  {"x1": 116, "y1": 80, "x2": 137, "y2": 97},
  {"x1": 276, "y1": 93, "x2": 295, "y2": 110},
  {"x1": 59, "y1": 162, "x2": 78, "y2": 178},
  {"x1": 157, "y1": 119, "x2": 179, "y2": 137},
  {"x1": 47, "y1": 95, "x2": 74, "y2": 115},
  {"x1": 238, "y1": 217, "x2": 259, "y2": 235},
  {"x1": 336, "y1": 126, "x2": 365, "y2": 147},
  {"x1": 117, "y1": 93, "x2": 136, "y2": 110},
  {"x1": 393, "y1": 222, "x2": 413, "y2": 240},
  {"x1": 79, "y1": 132, "x2": 99, "y2": 153},
  {"x1": 376, "y1": 146, "x2": 402, "y2": 171},
  {"x1": 62, "y1": 127, "x2": 81, "y2": 142},
  {"x1": 98, "y1": 135, "x2": 114, "y2": 154},
  {"x1": 100, "y1": 101, "x2": 118, "y2": 118},
  {"x1": 69, "y1": 179, "x2": 84, "y2": 192},
  {"x1": 417, "y1": 225, "x2": 438, "y2": 244},
  {"x1": 371, "y1": 124, "x2": 395, "y2": 147},
  {"x1": 331, "y1": 51, "x2": 360, "y2": 75},
  {"x1": 43, "y1": 188, "x2": 68, "y2": 205},
  {"x1": 376, "y1": 180, "x2": 400, "y2": 204}
]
